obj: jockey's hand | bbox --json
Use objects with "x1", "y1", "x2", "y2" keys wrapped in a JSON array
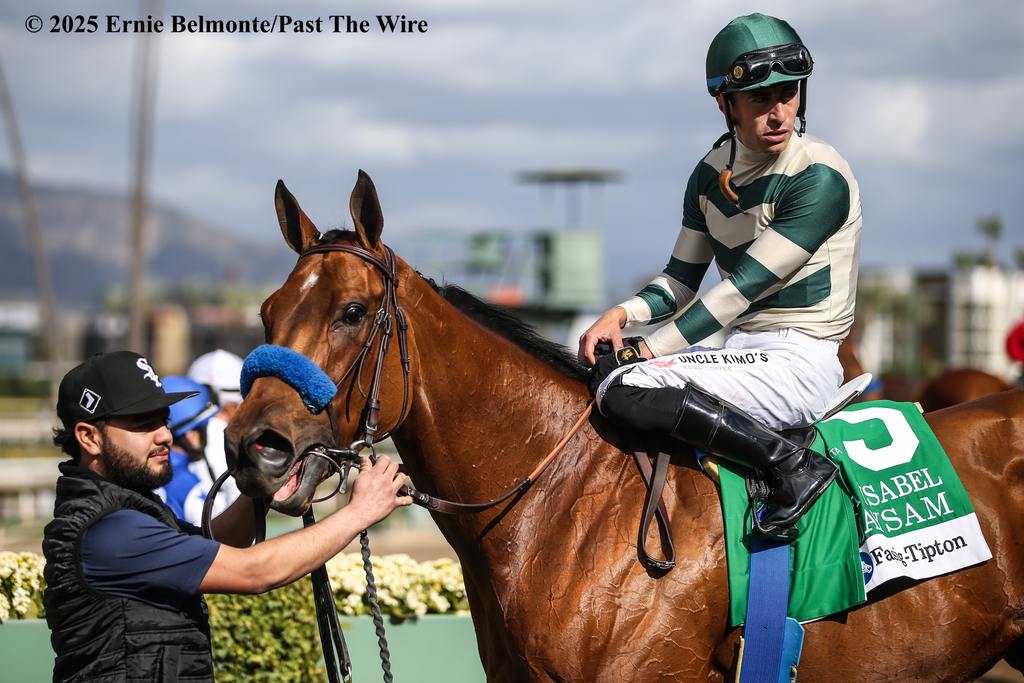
[
  {"x1": 578, "y1": 307, "x2": 628, "y2": 366},
  {"x1": 588, "y1": 341, "x2": 646, "y2": 396}
]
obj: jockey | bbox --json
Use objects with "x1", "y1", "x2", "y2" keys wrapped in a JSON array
[
  {"x1": 579, "y1": 13, "x2": 863, "y2": 540},
  {"x1": 156, "y1": 376, "x2": 221, "y2": 524}
]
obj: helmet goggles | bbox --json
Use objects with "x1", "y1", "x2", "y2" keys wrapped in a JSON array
[{"x1": 707, "y1": 43, "x2": 812, "y2": 95}]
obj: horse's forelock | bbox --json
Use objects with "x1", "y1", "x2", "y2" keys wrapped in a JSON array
[{"x1": 318, "y1": 228, "x2": 360, "y2": 245}]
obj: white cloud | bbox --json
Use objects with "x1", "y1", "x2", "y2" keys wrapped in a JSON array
[
  {"x1": 157, "y1": 34, "x2": 264, "y2": 118},
  {"x1": 827, "y1": 80, "x2": 933, "y2": 164},
  {"x1": 820, "y1": 73, "x2": 1024, "y2": 169}
]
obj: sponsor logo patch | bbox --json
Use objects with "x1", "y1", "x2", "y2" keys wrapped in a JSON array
[{"x1": 860, "y1": 551, "x2": 874, "y2": 584}]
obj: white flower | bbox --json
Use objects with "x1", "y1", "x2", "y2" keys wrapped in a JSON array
[{"x1": 323, "y1": 553, "x2": 467, "y2": 618}]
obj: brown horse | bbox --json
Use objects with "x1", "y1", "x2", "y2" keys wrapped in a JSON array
[
  {"x1": 919, "y1": 368, "x2": 1013, "y2": 413},
  {"x1": 227, "y1": 172, "x2": 1024, "y2": 681}
]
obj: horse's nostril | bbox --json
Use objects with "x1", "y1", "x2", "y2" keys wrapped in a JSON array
[
  {"x1": 254, "y1": 430, "x2": 294, "y2": 454},
  {"x1": 246, "y1": 430, "x2": 296, "y2": 477}
]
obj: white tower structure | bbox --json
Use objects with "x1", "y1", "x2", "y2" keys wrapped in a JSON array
[{"x1": 948, "y1": 265, "x2": 1024, "y2": 380}]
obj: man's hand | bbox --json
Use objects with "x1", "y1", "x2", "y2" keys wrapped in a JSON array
[
  {"x1": 200, "y1": 455, "x2": 412, "y2": 595},
  {"x1": 347, "y1": 456, "x2": 413, "y2": 529},
  {"x1": 578, "y1": 307, "x2": 628, "y2": 366}
]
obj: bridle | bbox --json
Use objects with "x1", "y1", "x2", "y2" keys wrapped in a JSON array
[
  {"x1": 298, "y1": 240, "x2": 593, "y2": 516},
  {"x1": 301, "y1": 242, "x2": 411, "y2": 452}
]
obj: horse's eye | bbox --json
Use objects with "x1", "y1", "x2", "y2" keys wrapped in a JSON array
[{"x1": 340, "y1": 303, "x2": 366, "y2": 325}]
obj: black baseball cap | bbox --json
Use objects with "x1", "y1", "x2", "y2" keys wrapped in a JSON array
[{"x1": 57, "y1": 351, "x2": 198, "y2": 429}]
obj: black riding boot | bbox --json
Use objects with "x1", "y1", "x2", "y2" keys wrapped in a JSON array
[{"x1": 670, "y1": 384, "x2": 837, "y2": 541}]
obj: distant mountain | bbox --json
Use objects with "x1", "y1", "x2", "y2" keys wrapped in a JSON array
[{"x1": 0, "y1": 173, "x2": 293, "y2": 309}]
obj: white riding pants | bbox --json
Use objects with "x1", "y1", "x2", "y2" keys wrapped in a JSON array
[{"x1": 595, "y1": 329, "x2": 844, "y2": 431}]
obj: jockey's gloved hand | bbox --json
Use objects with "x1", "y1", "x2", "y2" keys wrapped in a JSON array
[{"x1": 588, "y1": 337, "x2": 646, "y2": 396}]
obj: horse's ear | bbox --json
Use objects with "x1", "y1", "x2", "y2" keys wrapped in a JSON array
[
  {"x1": 275, "y1": 180, "x2": 320, "y2": 254},
  {"x1": 349, "y1": 170, "x2": 383, "y2": 249}
]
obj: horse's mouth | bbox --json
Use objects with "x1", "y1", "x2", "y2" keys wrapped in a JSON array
[
  {"x1": 272, "y1": 456, "x2": 308, "y2": 503},
  {"x1": 265, "y1": 450, "x2": 333, "y2": 515}
]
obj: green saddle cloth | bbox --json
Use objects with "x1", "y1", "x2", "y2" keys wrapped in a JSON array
[{"x1": 715, "y1": 400, "x2": 991, "y2": 627}]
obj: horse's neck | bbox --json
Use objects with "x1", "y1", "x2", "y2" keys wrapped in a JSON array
[{"x1": 391, "y1": 279, "x2": 590, "y2": 511}]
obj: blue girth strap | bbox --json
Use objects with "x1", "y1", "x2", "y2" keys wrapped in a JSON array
[
  {"x1": 738, "y1": 537, "x2": 804, "y2": 683},
  {"x1": 240, "y1": 344, "x2": 337, "y2": 414}
]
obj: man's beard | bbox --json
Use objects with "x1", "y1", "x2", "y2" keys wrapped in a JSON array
[{"x1": 103, "y1": 440, "x2": 173, "y2": 492}]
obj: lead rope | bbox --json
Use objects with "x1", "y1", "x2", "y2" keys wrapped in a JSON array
[{"x1": 360, "y1": 528, "x2": 393, "y2": 682}]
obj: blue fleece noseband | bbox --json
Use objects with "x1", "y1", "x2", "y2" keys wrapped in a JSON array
[{"x1": 240, "y1": 344, "x2": 337, "y2": 413}]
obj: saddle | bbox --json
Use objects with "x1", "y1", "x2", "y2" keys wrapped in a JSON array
[{"x1": 630, "y1": 373, "x2": 874, "y2": 572}]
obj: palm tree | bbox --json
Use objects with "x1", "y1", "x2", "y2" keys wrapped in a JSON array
[
  {"x1": 976, "y1": 215, "x2": 1002, "y2": 268},
  {"x1": 0, "y1": 54, "x2": 60, "y2": 404}
]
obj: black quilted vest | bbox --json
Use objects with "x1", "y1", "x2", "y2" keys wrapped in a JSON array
[{"x1": 43, "y1": 462, "x2": 214, "y2": 682}]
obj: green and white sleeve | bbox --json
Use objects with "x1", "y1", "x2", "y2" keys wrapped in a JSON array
[{"x1": 644, "y1": 164, "x2": 851, "y2": 356}]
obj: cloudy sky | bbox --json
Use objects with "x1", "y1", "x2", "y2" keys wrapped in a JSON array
[{"x1": 1, "y1": 0, "x2": 1022, "y2": 300}]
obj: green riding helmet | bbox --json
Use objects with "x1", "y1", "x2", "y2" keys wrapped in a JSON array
[{"x1": 705, "y1": 13, "x2": 813, "y2": 96}]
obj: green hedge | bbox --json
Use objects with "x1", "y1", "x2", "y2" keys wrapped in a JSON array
[
  {"x1": 208, "y1": 581, "x2": 324, "y2": 681},
  {"x1": 0, "y1": 552, "x2": 469, "y2": 681}
]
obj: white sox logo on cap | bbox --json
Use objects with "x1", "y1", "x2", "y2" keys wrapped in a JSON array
[
  {"x1": 79, "y1": 388, "x2": 101, "y2": 414},
  {"x1": 136, "y1": 358, "x2": 162, "y2": 387}
]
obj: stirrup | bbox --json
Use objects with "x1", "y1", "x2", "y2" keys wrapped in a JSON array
[
  {"x1": 752, "y1": 510, "x2": 799, "y2": 542},
  {"x1": 745, "y1": 476, "x2": 797, "y2": 541},
  {"x1": 749, "y1": 492, "x2": 799, "y2": 542}
]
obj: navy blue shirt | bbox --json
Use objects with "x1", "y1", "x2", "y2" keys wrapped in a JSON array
[{"x1": 80, "y1": 509, "x2": 220, "y2": 611}]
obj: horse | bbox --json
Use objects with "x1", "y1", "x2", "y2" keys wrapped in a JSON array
[
  {"x1": 226, "y1": 171, "x2": 1024, "y2": 681},
  {"x1": 919, "y1": 368, "x2": 1013, "y2": 413}
]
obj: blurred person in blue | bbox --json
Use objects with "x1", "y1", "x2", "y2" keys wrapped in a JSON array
[
  {"x1": 44, "y1": 351, "x2": 411, "y2": 682},
  {"x1": 187, "y1": 349, "x2": 245, "y2": 514},
  {"x1": 155, "y1": 375, "x2": 221, "y2": 524}
]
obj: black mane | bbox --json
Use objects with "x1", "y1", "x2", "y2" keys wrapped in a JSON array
[
  {"x1": 428, "y1": 281, "x2": 590, "y2": 383},
  {"x1": 315, "y1": 231, "x2": 589, "y2": 383}
]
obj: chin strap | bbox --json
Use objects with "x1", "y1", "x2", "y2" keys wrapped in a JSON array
[
  {"x1": 797, "y1": 78, "x2": 808, "y2": 136},
  {"x1": 718, "y1": 96, "x2": 741, "y2": 205}
]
